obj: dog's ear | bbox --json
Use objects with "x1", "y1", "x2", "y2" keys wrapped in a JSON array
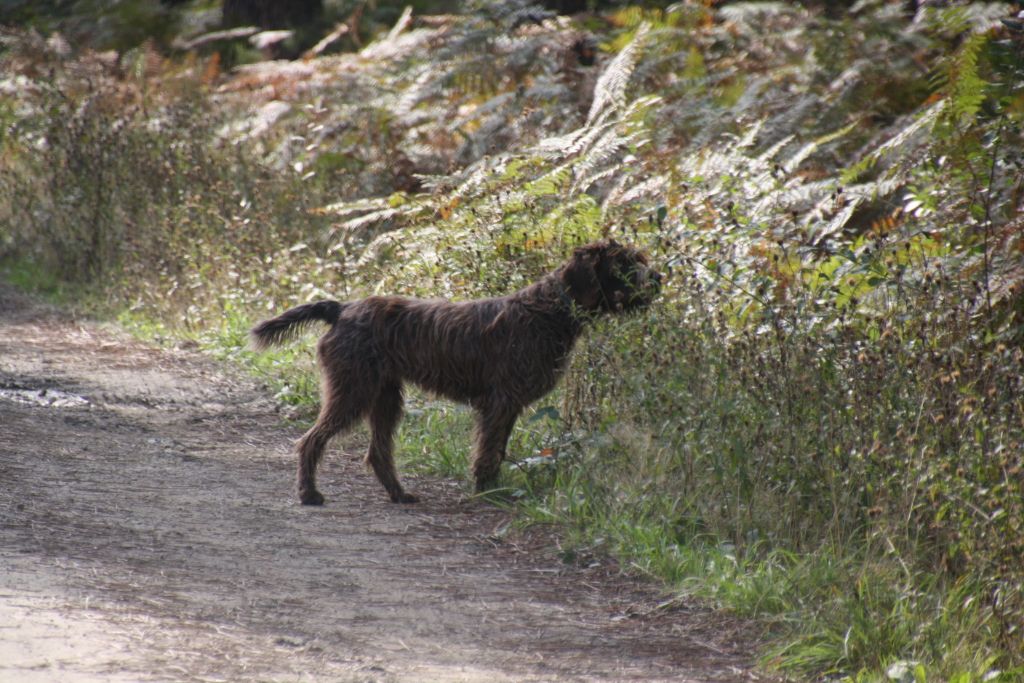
[{"x1": 563, "y1": 244, "x2": 604, "y2": 309}]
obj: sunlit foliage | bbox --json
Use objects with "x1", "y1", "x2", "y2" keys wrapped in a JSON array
[{"x1": 2, "y1": 2, "x2": 1022, "y2": 679}]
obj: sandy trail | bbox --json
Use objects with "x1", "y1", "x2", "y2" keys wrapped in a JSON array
[{"x1": 0, "y1": 284, "x2": 761, "y2": 682}]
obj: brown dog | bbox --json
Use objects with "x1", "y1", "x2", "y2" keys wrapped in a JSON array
[{"x1": 252, "y1": 239, "x2": 660, "y2": 504}]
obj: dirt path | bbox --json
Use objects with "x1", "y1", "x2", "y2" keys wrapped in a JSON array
[{"x1": 0, "y1": 283, "x2": 762, "y2": 683}]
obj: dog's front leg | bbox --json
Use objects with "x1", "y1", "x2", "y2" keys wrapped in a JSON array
[{"x1": 471, "y1": 404, "x2": 520, "y2": 492}]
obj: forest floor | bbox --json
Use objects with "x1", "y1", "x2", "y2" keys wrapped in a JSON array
[{"x1": 0, "y1": 282, "x2": 766, "y2": 683}]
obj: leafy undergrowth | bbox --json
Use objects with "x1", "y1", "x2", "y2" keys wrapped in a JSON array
[{"x1": 3, "y1": 2, "x2": 1024, "y2": 680}]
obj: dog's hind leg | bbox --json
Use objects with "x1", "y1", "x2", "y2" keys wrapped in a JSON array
[
  {"x1": 296, "y1": 371, "x2": 367, "y2": 506},
  {"x1": 471, "y1": 404, "x2": 520, "y2": 493},
  {"x1": 365, "y1": 381, "x2": 417, "y2": 503}
]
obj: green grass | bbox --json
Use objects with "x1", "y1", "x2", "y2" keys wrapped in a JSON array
[
  {"x1": 384, "y1": 402, "x2": 1024, "y2": 683},
  {"x1": 0, "y1": 258, "x2": 73, "y2": 303},
  {"x1": 396, "y1": 400, "x2": 474, "y2": 480},
  {"x1": 204, "y1": 313, "x2": 322, "y2": 412}
]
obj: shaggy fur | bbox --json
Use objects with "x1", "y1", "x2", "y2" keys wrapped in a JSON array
[{"x1": 252, "y1": 239, "x2": 661, "y2": 505}]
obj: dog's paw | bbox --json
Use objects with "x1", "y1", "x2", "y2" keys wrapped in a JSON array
[
  {"x1": 299, "y1": 489, "x2": 325, "y2": 506},
  {"x1": 391, "y1": 491, "x2": 420, "y2": 504}
]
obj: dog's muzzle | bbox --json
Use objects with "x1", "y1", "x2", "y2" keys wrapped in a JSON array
[
  {"x1": 620, "y1": 266, "x2": 661, "y2": 309},
  {"x1": 641, "y1": 267, "x2": 662, "y2": 298}
]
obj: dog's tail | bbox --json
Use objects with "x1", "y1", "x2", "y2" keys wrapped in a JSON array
[{"x1": 250, "y1": 300, "x2": 345, "y2": 351}]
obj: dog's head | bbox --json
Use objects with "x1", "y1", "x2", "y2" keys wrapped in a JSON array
[{"x1": 561, "y1": 239, "x2": 661, "y2": 313}]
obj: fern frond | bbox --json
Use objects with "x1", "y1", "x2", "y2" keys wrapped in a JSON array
[
  {"x1": 753, "y1": 178, "x2": 834, "y2": 217},
  {"x1": 396, "y1": 66, "x2": 445, "y2": 116},
  {"x1": 451, "y1": 156, "x2": 509, "y2": 199},
  {"x1": 359, "y1": 27, "x2": 439, "y2": 63},
  {"x1": 736, "y1": 119, "x2": 764, "y2": 149},
  {"x1": 783, "y1": 121, "x2": 859, "y2": 174},
  {"x1": 340, "y1": 208, "x2": 401, "y2": 233},
  {"x1": 813, "y1": 197, "x2": 862, "y2": 241},
  {"x1": 543, "y1": 118, "x2": 617, "y2": 160},
  {"x1": 718, "y1": 2, "x2": 792, "y2": 24},
  {"x1": 313, "y1": 197, "x2": 393, "y2": 218},
  {"x1": 533, "y1": 127, "x2": 592, "y2": 157},
  {"x1": 569, "y1": 127, "x2": 637, "y2": 194},
  {"x1": 526, "y1": 162, "x2": 573, "y2": 196},
  {"x1": 587, "y1": 23, "x2": 650, "y2": 125},
  {"x1": 945, "y1": 32, "x2": 989, "y2": 126},
  {"x1": 845, "y1": 178, "x2": 902, "y2": 201},
  {"x1": 603, "y1": 173, "x2": 667, "y2": 208},
  {"x1": 452, "y1": 91, "x2": 516, "y2": 129},
  {"x1": 572, "y1": 165, "x2": 620, "y2": 197},
  {"x1": 678, "y1": 145, "x2": 747, "y2": 181},
  {"x1": 842, "y1": 100, "x2": 945, "y2": 184},
  {"x1": 755, "y1": 133, "x2": 793, "y2": 167}
]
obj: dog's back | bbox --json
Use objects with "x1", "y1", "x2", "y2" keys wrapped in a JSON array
[{"x1": 325, "y1": 294, "x2": 530, "y2": 403}]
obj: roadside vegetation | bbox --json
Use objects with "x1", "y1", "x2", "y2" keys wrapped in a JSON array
[{"x1": 2, "y1": 2, "x2": 1022, "y2": 680}]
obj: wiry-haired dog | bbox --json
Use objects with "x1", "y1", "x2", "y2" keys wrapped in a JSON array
[{"x1": 252, "y1": 239, "x2": 661, "y2": 505}]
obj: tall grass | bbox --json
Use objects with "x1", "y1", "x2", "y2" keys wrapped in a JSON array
[{"x1": 543, "y1": 265, "x2": 1023, "y2": 679}]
